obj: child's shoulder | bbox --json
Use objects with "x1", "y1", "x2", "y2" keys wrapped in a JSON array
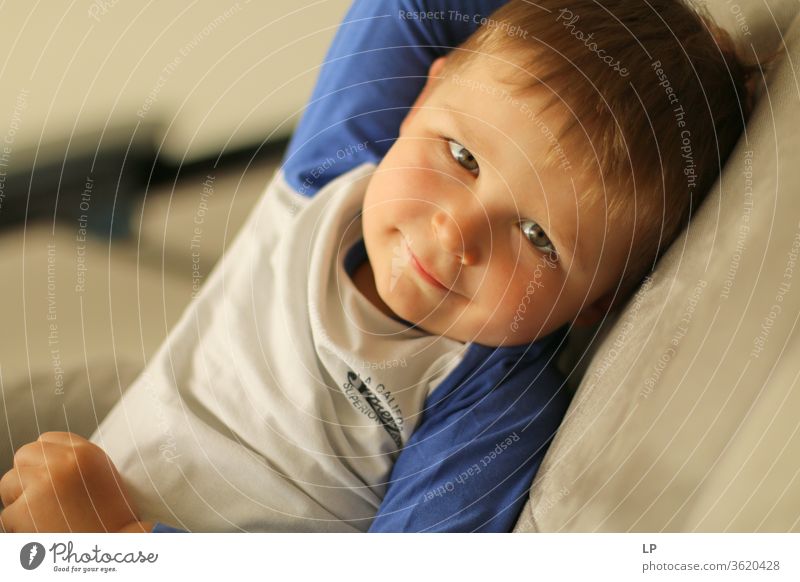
[{"x1": 432, "y1": 328, "x2": 569, "y2": 413}]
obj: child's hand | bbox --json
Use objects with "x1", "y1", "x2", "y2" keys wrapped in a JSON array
[{"x1": 0, "y1": 432, "x2": 152, "y2": 533}]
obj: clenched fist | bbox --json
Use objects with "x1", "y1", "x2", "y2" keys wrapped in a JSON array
[{"x1": 0, "y1": 432, "x2": 152, "y2": 533}]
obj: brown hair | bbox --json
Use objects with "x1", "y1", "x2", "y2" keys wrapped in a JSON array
[{"x1": 442, "y1": 0, "x2": 776, "y2": 291}]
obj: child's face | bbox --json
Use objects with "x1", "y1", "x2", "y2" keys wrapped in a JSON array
[{"x1": 361, "y1": 54, "x2": 636, "y2": 346}]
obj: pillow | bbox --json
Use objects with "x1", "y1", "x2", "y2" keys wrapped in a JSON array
[{"x1": 516, "y1": 2, "x2": 800, "y2": 532}]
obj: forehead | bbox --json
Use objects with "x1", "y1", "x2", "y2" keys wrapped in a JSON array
[{"x1": 433, "y1": 55, "x2": 581, "y2": 182}]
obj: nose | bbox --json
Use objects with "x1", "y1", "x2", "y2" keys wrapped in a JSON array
[{"x1": 431, "y1": 208, "x2": 481, "y2": 266}]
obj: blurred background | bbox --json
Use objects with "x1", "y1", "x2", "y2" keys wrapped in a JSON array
[{"x1": 0, "y1": 0, "x2": 350, "y2": 410}]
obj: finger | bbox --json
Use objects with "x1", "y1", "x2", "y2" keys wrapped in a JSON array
[
  {"x1": 0, "y1": 494, "x2": 37, "y2": 533},
  {"x1": 0, "y1": 468, "x2": 23, "y2": 508},
  {"x1": 39, "y1": 432, "x2": 86, "y2": 446},
  {"x1": 12, "y1": 441, "x2": 47, "y2": 467},
  {"x1": 0, "y1": 507, "x2": 15, "y2": 533}
]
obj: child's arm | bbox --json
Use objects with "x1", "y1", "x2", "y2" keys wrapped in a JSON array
[
  {"x1": 0, "y1": 432, "x2": 153, "y2": 533},
  {"x1": 369, "y1": 349, "x2": 572, "y2": 532}
]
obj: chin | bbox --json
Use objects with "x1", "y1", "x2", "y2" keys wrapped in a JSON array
[
  {"x1": 381, "y1": 292, "x2": 418, "y2": 323},
  {"x1": 380, "y1": 288, "x2": 434, "y2": 330}
]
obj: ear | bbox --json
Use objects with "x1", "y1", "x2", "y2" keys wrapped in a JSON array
[
  {"x1": 573, "y1": 290, "x2": 617, "y2": 327},
  {"x1": 399, "y1": 56, "x2": 448, "y2": 134}
]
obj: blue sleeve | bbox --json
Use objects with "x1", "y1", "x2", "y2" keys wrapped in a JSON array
[
  {"x1": 151, "y1": 522, "x2": 186, "y2": 533},
  {"x1": 368, "y1": 340, "x2": 571, "y2": 532},
  {"x1": 281, "y1": 0, "x2": 508, "y2": 196}
]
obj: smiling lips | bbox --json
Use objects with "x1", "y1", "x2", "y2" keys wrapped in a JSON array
[{"x1": 404, "y1": 238, "x2": 450, "y2": 292}]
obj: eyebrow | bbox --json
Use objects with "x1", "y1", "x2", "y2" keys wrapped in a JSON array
[
  {"x1": 440, "y1": 103, "x2": 583, "y2": 270},
  {"x1": 439, "y1": 104, "x2": 489, "y2": 155}
]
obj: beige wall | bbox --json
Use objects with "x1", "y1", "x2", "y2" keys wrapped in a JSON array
[{"x1": 0, "y1": 0, "x2": 350, "y2": 167}]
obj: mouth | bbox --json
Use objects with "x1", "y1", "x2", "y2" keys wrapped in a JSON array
[{"x1": 404, "y1": 238, "x2": 450, "y2": 292}]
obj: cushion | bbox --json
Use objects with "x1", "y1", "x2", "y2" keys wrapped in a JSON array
[{"x1": 515, "y1": 0, "x2": 800, "y2": 532}]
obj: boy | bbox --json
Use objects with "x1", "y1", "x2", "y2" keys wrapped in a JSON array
[{"x1": 0, "y1": 0, "x2": 753, "y2": 532}]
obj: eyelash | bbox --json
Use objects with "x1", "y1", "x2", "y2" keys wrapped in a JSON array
[{"x1": 444, "y1": 137, "x2": 559, "y2": 260}]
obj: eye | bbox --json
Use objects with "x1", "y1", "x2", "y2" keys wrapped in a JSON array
[
  {"x1": 520, "y1": 219, "x2": 558, "y2": 259},
  {"x1": 447, "y1": 139, "x2": 479, "y2": 175}
]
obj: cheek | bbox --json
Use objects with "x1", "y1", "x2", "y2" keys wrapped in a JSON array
[
  {"x1": 363, "y1": 180, "x2": 422, "y2": 234},
  {"x1": 377, "y1": 139, "x2": 448, "y2": 196},
  {"x1": 364, "y1": 166, "x2": 445, "y2": 227},
  {"x1": 483, "y1": 257, "x2": 562, "y2": 314},
  {"x1": 471, "y1": 261, "x2": 528, "y2": 318}
]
